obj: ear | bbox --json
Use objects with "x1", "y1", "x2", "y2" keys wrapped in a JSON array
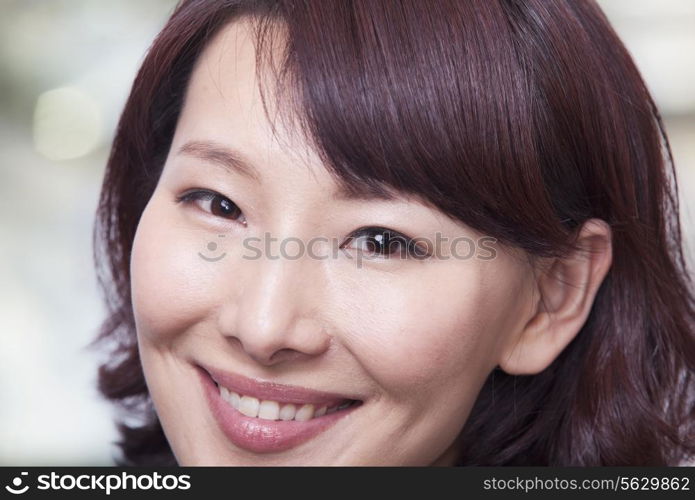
[{"x1": 498, "y1": 218, "x2": 613, "y2": 375}]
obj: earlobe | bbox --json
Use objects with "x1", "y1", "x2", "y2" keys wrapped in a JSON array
[{"x1": 498, "y1": 219, "x2": 613, "y2": 375}]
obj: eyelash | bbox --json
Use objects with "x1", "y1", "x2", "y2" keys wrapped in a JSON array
[
  {"x1": 342, "y1": 227, "x2": 430, "y2": 260},
  {"x1": 176, "y1": 189, "x2": 247, "y2": 226},
  {"x1": 176, "y1": 189, "x2": 430, "y2": 259}
]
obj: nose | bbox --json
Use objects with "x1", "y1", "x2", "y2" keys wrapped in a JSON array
[{"x1": 217, "y1": 251, "x2": 331, "y2": 366}]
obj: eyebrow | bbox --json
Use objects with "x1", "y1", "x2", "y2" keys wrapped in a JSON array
[
  {"x1": 176, "y1": 139, "x2": 397, "y2": 202},
  {"x1": 177, "y1": 140, "x2": 261, "y2": 181}
]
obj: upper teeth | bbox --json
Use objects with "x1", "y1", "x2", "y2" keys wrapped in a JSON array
[{"x1": 218, "y1": 385, "x2": 350, "y2": 421}]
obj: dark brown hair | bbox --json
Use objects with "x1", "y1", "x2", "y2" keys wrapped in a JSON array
[{"x1": 93, "y1": 0, "x2": 694, "y2": 465}]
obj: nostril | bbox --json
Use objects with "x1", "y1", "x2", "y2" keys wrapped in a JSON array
[{"x1": 266, "y1": 348, "x2": 307, "y2": 365}]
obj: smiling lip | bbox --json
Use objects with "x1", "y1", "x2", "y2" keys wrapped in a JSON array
[{"x1": 197, "y1": 365, "x2": 361, "y2": 453}]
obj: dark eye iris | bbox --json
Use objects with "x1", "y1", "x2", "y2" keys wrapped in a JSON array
[
  {"x1": 347, "y1": 227, "x2": 429, "y2": 259},
  {"x1": 211, "y1": 195, "x2": 242, "y2": 219},
  {"x1": 366, "y1": 231, "x2": 405, "y2": 256},
  {"x1": 177, "y1": 189, "x2": 246, "y2": 225}
]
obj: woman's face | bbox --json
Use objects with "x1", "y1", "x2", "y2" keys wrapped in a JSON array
[{"x1": 130, "y1": 20, "x2": 537, "y2": 465}]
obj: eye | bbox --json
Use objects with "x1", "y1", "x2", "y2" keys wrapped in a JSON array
[
  {"x1": 343, "y1": 226, "x2": 430, "y2": 259},
  {"x1": 177, "y1": 189, "x2": 247, "y2": 225}
]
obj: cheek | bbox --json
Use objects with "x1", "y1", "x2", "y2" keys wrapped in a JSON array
[
  {"x1": 130, "y1": 195, "x2": 220, "y2": 344},
  {"x1": 327, "y1": 261, "x2": 525, "y2": 401}
]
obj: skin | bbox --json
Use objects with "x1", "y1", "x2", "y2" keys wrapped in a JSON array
[{"x1": 129, "y1": 20, "x2": 613, "y2": 465}]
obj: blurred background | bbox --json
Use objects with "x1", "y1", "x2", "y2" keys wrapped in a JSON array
[{"x1": 0, "y1": 0, "x2": 693, "y2": 465}]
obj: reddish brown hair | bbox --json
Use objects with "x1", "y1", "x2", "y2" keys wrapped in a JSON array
[{"x1": 93, "y1": 0, "x2": 694, "y2": 465}]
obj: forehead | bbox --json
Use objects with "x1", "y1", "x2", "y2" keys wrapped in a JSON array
[
  {"x1": 172, "y1": 19, "x2": 321, "y2": 178},
  {"x1": 171, "y1": 18, "x2": 401, "y2": 203}
]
